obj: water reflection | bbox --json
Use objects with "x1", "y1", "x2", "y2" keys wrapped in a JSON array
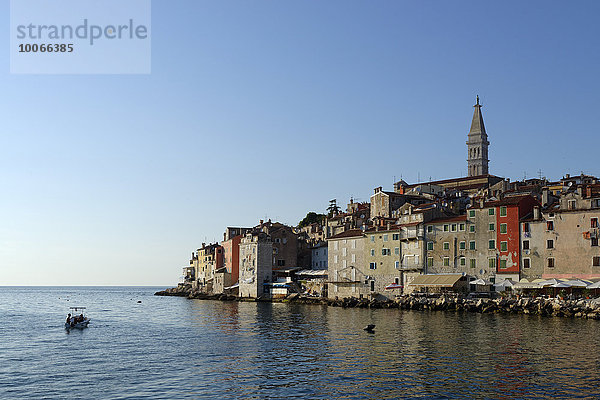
[{"x1": 3, "y1": 287, "x2": 600, "y2": 399}]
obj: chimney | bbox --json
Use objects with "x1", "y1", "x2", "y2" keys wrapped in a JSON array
[
  {"x1": 542, "y1": 189, "x2": 549, "y2": 207},
  {"x1": 374, "y1": 186, "x2": 382, "y2": 194},
  {"x1": 223, "y1": 232, "x2": 226, "y2": 241},
  {"x1": 202, "y1": 242, "x2": 206, "y2": 248},
  {"x1": 533, "y1": 206, "x2": 540, "y2": 220}
]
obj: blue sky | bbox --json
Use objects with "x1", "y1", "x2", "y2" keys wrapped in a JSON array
[{"x1": 1, "y1": 1, "x2": 599, "y2": 285}]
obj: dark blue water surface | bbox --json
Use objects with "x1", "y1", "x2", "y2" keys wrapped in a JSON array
[{"x1": 0, "y1": 287, "x2": 599, "y2": 399}]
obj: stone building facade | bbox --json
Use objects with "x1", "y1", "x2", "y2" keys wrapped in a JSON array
[
  {"x1": 363, "y1": 226, "x2": 404, "y2": 299},
  {"x1": 327, "y1": 229, "x2": 369, "y2": 299},
  {"x1": 424, "y1": 215, "x2": 470, "y2": 276},
  {"x1": 467, "y1": 195, "x2": 538, "y2": 282},
  {"x1": 522, "y1": 187, "x2": 600, "y2": 280},
  {"x1": 238, "y1": 232, "x2": 273, "y2": 298}
]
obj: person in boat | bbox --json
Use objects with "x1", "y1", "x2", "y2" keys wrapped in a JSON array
[
  {"x1": 79, "y1": 314, "x2": 84, "y2": 322},
  {"x1": 66, "y1": 313, "x2": 71, "y2": 324}
]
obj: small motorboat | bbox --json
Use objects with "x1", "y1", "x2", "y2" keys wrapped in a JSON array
[{"x1": 65, "y1": 306, "x2": 90, "y2": 330}]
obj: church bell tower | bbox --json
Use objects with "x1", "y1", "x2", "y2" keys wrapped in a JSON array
[{"x1": 466, "y1": 95, "x2": 490, "y2": 177}]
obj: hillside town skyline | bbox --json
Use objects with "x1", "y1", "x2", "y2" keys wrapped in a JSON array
[{"x1": 179, "y1": 96, "x2": 600, "y2": 298}]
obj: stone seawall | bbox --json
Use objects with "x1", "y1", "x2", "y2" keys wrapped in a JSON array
[{"x1": 155, "y1": 287, "x2": 600, "y2": 319}]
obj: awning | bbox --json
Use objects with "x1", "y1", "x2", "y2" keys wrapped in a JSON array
[
  {"x1": 513, "y1": 279, "x2": 542, "y2": 289},
  {"x1": 408, "y1": 274, "x2": 463, "y2": 287},
  {"x1": 296, "y1": 269, "x2": 328, "y2": 277},
  {"x1": 224, "y1": 283, "x2": 239, "y2": 290},
  {"x1": 385, "y1": 283, "x2": 403, "y2": 290},
  {"x1": 470, "y1": 279, "x2": 492, "y2": 286}
]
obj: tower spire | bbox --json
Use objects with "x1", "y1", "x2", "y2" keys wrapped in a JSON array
[{"x1": 466, "y1": 95, "x2": 490, "y2": 177}]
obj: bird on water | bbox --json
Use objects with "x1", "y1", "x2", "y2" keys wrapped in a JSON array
[{"x1": 364, "y1": 324, "x2": 375, "y2": 333}]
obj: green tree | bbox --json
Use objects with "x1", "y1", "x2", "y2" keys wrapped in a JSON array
[
  {"x1": 327, "y1": 199, "x2": 341, "y2": 217},
  {"x1": 298, "y1": 212, "x2": 326, "y2": 228}
]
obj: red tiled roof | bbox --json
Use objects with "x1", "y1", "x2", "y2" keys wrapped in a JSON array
[
  {"x1": 426, "y1": 215, "x2": 467, "y2": 224},
  {"x1": 470, "y1": 195, "x2": 538, "y2": 209},
  {"x1": 403, "y1": 174, "x2": 503, "y2": 188},
  {"x1": 326, "y1": 229, "x2": 364, "y2": 240}
]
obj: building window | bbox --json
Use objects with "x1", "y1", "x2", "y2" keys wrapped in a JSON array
[
  {"x1": 500, "y1": 223, "x2": 507, "y2": 234},
  {"x1": 352, "y1": 254, "x2": 356, "y2": 263},
  {"x1": 459, "y1": 241, "x2": 466, "y2": 250},
  {"x1": 334, "y1": 255, "x2": 338, "y2": 264},
  {"x1": 370, "y1": 281, "x2": 375, "y2": 291},
  {"x1": 592, "y1": 218, "x2": 598, "y2": 228},
  {"x1": 427, "y1": 226, "x2": 433, "y2": 233},
  {"x1": 469, "y1": 210, "x2": 475, "y2": 218},
  {"x1": 392, "y1": 234, "x2": 399, "y2": 240},
  {"x1": 394, "y1": 247, "x2": 399, "y2": 255},
  {"x1": 443, "y1": 242, "x2": 450, "y2": 250},
  {"x1": 370, "y1": 262, "x2": 377, "y2": 270},
  {"x1": 444, "y1": 224, "x2": 449, "y2": 232},
  {"x1": 427, "y1": 257, "x2": 434, "y2": 267},
  {"x1": 382, "y1": 248, "x2": 391, "y2": 256},
  {"x1": 469, "y1": 225, "x2": 476, "y2": 233},
  {"x1": 395, "y1": 261, "x2": 400, "y2": 269},
  {"x1": 370, "y1": 249, "x2": 375, "y2": 256},
  {"x1": 488, "y1": 258, "x2": 496, "y2": 269},
  {"x1": 499, "y1": 259, "x2": 507, "y2": 269},
  {"x1": 523, "y1": 240, "x2": 530, "y2": 250},
  {"x1": 451, "y1": 224, "x2": 457, "y2": 232},
  {"x1": 370, "y1": 235, "x2": 375, "y2": 242},
  {"x1": 342, "y1": 248, "x2": 347, "y2": 256},
  {"x1": 592, "y1": 238, "x2": 599, "y2": 247},
  {"x1": 351, "y1": 240, "x2": 356, "y2": 249},
  {"x1": 489, "y1": 223, "x2": 495, "y2": 232},
  {"x1": 523, "y1": 222, "x2": 530, "y2": 233},
  {"x1": 469, "y1": 241, "x2": 476, "y2": 250},
  {"x1": 383, "y1": 234, "x2": 389, "y2": 242},
  {"x1": 547, "y1": 221, "x2": 554, "y2": 231},
  {"x1": 500, "y1": 241, "x2": 508, "y2": 252},
  {"x1": 547, "y1": 258, "x2": 555, "y2": 268},
  {"x1": 443, "y1": 257, "x2": 450, "y2": 266},
  {"x1": 489, "y1": 208, "x2": 495, "y2": 216},
  {"x1": 459, "y1": 223, "x2": 465, "y2": 231},
  {"x1": 594, "y1": 256, "x2": 600, "y2": 267},
  {"x1": 488, "y1": 240, "x2": 496, "y2": 250},
  {"x1": 500, "y1": 206, "x2": 507, "y2": 217},
  {"x1": 342, "y1": 260, "x2": 347, "y2": 268},
  {"x1": 277, "y1": 259, "x2": 285, "y2": 266},
  {"x1": 547, "y1": 239, "x2": 554, "y2": 249},
  {"x1": 523, "y1": 258, "x2": 531, "y2": 269},
  {"x1": 568, "y1": 200, "x2": 576, "y2": 210},
  {"x1": 460, "y1": 257, "x2": 466, "y2": 266},
  {"x1": 470, "y1": 259, "x2": 476, "y2": 268},
  {"x1": 427, "y1": 242, "x2": 433, "y2": 251}
]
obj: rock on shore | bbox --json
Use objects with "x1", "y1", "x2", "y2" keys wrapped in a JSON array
[{"x1": 155, "y1": 287, "x2": 600, "y2": 319}]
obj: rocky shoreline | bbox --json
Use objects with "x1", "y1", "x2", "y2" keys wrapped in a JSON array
[{"x1": 155, "y1": 286, "x2": 600, "y2": 319}]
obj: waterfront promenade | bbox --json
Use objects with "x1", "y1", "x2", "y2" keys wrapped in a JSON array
[{"x1": 156, "y1": 286, "x2": 600, "y2": 319}]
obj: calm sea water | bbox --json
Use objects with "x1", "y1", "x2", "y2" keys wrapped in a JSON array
[{"x1": 0, "y1": 287, "x2": 599, "y2": 399}]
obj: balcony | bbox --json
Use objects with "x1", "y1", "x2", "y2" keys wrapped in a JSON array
[{"x1": 398, "y1": 261, "x2": 424, "y2": 271}]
